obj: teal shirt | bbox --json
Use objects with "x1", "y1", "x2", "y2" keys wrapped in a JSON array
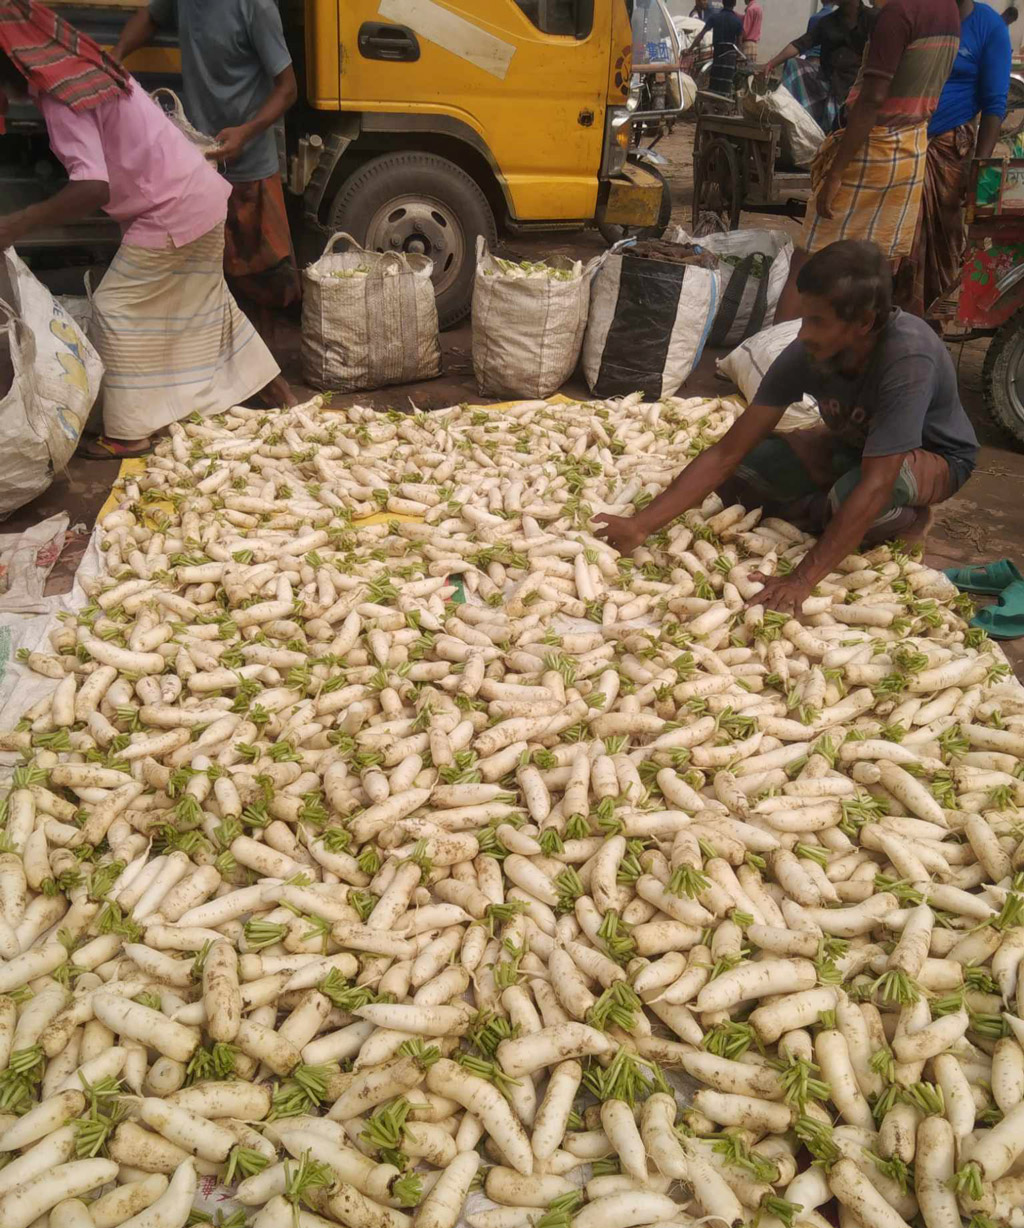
[{"x1": 148, "y1": 0, "x2": 291, "y2": 183}]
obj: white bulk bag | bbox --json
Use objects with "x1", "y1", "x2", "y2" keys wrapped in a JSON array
[
  {"x1": 666, "y1": 226, "x2": 793, "y2": 348},
  {"x1": 0, "y1": 250, "x2": 100, "y2": 517},
  {"x1": 583, "y1": 243, "x2": 720, "y2": 400},
  {"x1": 740, "y1": 83, "x2": 824, "y2": 169},
  {"x1": 301, "y1": 233, "x2": 441, "y2": 392},
  {"x1": 717, "y1": 318, "x2": 821, "y2": 432},
  {"x1": 472, "y1": 237, "x2": 599, "y2": 400}
]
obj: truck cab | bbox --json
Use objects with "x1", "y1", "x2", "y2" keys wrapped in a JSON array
[{"x1": 2, "y1": 0, "x2": 662, "y2": 324}]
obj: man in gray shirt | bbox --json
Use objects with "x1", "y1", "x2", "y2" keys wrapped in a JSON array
[
  {"x1": 595, "y1": 240, "x2": 978, "y2": 616},
  {"x1": 115, "y1": 0, "x2": 299, "y2": 407}
]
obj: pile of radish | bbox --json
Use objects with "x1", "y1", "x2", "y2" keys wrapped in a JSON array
[{"x1": 1, "y1": 391, "x2": 1023, "y2": 1228}]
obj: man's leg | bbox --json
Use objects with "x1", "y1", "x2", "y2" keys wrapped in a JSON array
[
  {"x1": 716, "y1": 431, "x2": 831, "y2": 529},
  {"x1": 243, "y1": 298, "x2": 298, "y2": 408},
  {"x1": 224, "y1": 177, "x2": 301, "y2": 407},
  {"x1": 827, "y1": 450, "x2": 954, "y2": 547}
]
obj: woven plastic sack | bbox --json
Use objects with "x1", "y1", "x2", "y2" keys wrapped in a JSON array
[
  {"x1": 583, "y1": 241, "x2": 720, "y2": 400},
  {"x1": 740, "y1": 82, "x2": 824, "y2": 169},
  {"x1": 665, "y1": 226, "x2": 793, "y2": 348},
  {"x1": 717, "y1": 318, "x2": 821, "y2": 432},
  {"x1": 301, "y1": 233, "x2": 441, "y2": 392},
  {"x1": 0, "y1": 250, "x2": 101, "y2": 517},
  {"x1": 472, "y1": 238, "x2": 599, "y2": 399}
]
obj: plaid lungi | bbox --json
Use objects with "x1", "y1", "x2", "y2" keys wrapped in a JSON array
[{"x1": 801, "y1": 124, "x2": 929, "y2": 259}]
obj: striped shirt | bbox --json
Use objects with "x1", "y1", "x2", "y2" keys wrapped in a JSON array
[{"x1": 847, "y1": 0, "x2": 961, "y2": 130}]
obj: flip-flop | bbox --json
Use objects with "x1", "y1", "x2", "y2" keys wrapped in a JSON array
[
  {"x1": 76, "y1": 436, "x2": 152, "y2": 460},
  {"x1": 943, "y1": 558, "x2": 1023, "y2": 595},
  {"x1": 971, "y1": 579, "x2": 1024, "y2": 640}
]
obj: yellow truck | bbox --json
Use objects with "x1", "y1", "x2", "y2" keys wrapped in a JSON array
[{"x1": 11, "y1": 0, "x2": 663, "y2": 325}]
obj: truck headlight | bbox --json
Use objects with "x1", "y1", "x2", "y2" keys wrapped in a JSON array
[{"x1": 602, "y1": 106, "x2": 633, "y2": 178}]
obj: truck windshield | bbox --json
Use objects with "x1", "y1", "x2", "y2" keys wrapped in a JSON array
[{"x1": 631, "y1": 0, "x2": 678, "y2": 63}]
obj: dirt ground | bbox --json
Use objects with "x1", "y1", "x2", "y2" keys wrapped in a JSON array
[{"x1": 11, "y1": 126, "x2": 1024, "y2": 669}]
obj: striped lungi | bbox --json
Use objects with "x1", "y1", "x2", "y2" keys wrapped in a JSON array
[
  {"x1": 90, "y1": 223, "x2": 279, "y2": 439},
  {"x1": 801, "y1": 124, "x2": 929, "y2": 259}
]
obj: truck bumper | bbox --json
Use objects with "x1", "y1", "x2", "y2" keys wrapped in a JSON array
[{"x1": 596, "y1": 162, "x2": 665, "y2": 228}]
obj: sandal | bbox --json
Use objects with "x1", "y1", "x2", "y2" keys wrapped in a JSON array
[
  {"x1": 971, "y1": 579, "x2": 1024, "y2": 640},
  {"x1": 77, "y1": 436, "x2": 152, "y2": 460},
  {"x1": 943, "y1": 558, "x2": 1023, "y2": 595}
]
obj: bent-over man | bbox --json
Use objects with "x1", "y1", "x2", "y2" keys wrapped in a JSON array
[
  {"x1": 115, "y1": 0, "x2": 299, "y2": 407},
  {"x1": 0, "y1": 0, "x2": 281, "y2": 457},
  {"x1": 595, "y1": 241, "x2": 978, "y2": 616}
]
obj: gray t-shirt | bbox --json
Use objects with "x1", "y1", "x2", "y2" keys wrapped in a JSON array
[
  {"x1": 756, "y1": 309, "x2": 979, "y2": 489},
  {"x1": 149, "y1": 0, "x2": 291, "y2": 183}
]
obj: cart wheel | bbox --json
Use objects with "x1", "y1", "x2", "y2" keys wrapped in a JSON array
[
  {"x1": 692, "y1": 136, "x2": 743, "y2": 232},
  {"x1": 983, "y1": 314, "x2": 1024, "y2": 447}
]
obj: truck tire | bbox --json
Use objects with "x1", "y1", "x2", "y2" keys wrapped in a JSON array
[
  {"x1": 327, "y1": 151, "x2": 497, "y2": 329},
  {"x1": 983, "y1": 314, "x2": 1024, "y2": 448}
]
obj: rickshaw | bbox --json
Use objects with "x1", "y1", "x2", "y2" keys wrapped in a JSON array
[{"x1": 963, "y1": 156, "x2": 1024, "y2": 446}]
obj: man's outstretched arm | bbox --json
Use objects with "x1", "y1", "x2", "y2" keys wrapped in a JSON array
[
  {"x1": 112, "y1": 8, "x2": 159, "y2": 62},
  {"x1": 752, "y1": 452, "x2": 905, "y2": 614},
  {"x1": 593, "y1": 403, "x2": 784, "y2": 554}
]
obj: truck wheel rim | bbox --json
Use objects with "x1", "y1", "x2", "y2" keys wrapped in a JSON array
[{"x1": 364, "y1": 196, "x2": 465, "y2": 295}]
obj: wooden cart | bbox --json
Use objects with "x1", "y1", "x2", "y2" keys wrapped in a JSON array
[{"x1": 691, "y1": 111, "x2": 812, "y2": 232}]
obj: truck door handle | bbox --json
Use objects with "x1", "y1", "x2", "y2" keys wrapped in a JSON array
[{"x1": 358, "y1": 22, "x2": 420, "y2": 62}]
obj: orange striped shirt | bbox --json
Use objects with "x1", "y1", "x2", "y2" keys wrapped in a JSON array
[{"x1": 847, "y1": 0, "x2": 961, "y2": 129}]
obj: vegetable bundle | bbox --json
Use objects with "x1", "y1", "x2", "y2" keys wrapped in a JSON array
[{"x1": 0, "y1": 392, "x2": 1022, "y2": 1228}]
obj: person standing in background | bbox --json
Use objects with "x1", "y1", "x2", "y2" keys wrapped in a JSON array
[
  {"x1": 114, "y1": 0, "x2": 299, "y2": 407},
  {"x1": 898, "y1": 0, "x2": 1011, "y2": 318},
  {"x1": 689, "y1": 0, "x2": 744, "y2": 94},
  {"x1": 0, "y1": 0, "x2": 282, "y2": 457},
  {"x1": 742, "y1": 0, "x2": 762, "y2": 61},
  {"x1": 774, "y1": 0, "x2": 961, "y2": 323},
  {"x1": 762, "y1": 0, "x2": 876, "y2": 120},
  {"x1": 809, "y1": 2, "x2": 838, "y2": 33}
]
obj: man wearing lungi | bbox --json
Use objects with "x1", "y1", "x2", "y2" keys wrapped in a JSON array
[
  {"x1": 774, "y1": 0, "x2": 962, "y2": 323},
  {"x1": 116, "y1": 0, "x2": 300, "y2": 408},
  {"x1": 0, "y1": 0, "x2": 282, "y2": 457},
  {"x1": 594, "y1": 241, "x2": 978, "y2": 617}
]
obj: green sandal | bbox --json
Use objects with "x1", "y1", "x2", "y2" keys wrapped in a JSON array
[
  {"x1": 971, "y1": 579, "x2": 1024, "y2": 640},
  {"x1": 944, "y1": 558, "x2": 1023, "y2": 595}
]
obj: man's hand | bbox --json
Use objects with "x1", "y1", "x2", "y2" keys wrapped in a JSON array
[
  {"x1": 210, "y1": 125, "x2": 253, "y2": 165},
  {"x1": 747, "y1": 570, "x2": 814, "y2": 618},
  {"x1": 816, "y1": 168, "x2": 842, "y2": 219},
  {"x1": 593, "y1": 513, "x2": 649, "y2": 557}
]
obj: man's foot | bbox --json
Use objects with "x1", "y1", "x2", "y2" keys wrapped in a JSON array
[
  {"x1": 259, "y1": 374, "x2": 299, "y2": 409},
  {"x1": 901, "y1": 506, "x2": 936, "y2": 545},
  {"x1": 77, "y1": 435, "x2": 152, "y2": 459}
]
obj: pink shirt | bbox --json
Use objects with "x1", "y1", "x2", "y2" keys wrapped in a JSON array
[
  {"x1": 743, "y1": 1, "x2": 763, "y2": 42},
  {"x1": 38, "y1": 81, "x2": 231, "y2": 249}
]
